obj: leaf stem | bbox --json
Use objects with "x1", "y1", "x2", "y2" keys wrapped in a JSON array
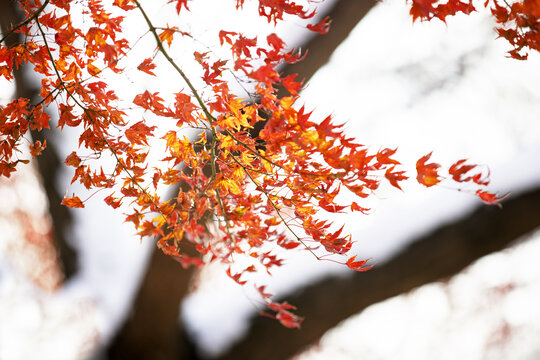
[{"x1": 132, "y1": 0, "x2": 216, "y2": 125}]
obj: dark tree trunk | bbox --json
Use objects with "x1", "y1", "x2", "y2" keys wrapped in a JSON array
[
  {"x1": 278, "y1": 0, "x2": 377, "y2": 96},
  {"x1": 0, "y1": 0, "x2": 78, "y2": 278},
  {"x1": 107, "y1": 249, "x2": 199, "y2": 360}
]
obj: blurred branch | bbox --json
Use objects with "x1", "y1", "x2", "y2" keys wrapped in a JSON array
[
  {"x1": 0, "y1": 0, "x2": 78, "y2": 278},
  {"x1": 107, "y1": 247, "x2": 199, "y2": 360},
  {"x1": 216, "y1": 187, "x2": 540, "y2": 360},
  {"x1": 278, "y1": 0, "x2": 377, "y2": 97}
]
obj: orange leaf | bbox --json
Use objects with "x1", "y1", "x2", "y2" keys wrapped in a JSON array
[
  {"x1": 319, "y1": 198, "x2": 347, "y2": 213},
  {"x1": 30, "y1": 105, "x2": 50, "y2": 130},
  {"x1": 64, "y1": 151, "x2": 82, "y2": 167},
  {"x1": 113, "y1": 0, "x2": 136, "y2": 10},
  {"x1": 416, "y1": 152, "x2": 441, "y2": 187},
  {"x1": 282, "y1": 74, "x2": 302, "y2": 95},
  {"x1": 448, "y1": 159, "x2": 476, "y2": 182},
  {"x1": 104, "y1": 195, "x2": 122, "y2": 209},
  {"x1": 137, "y1": 58, "x2": 156, "y2": 76},
  {"x1": 385, "y1": 166, "x2": 408, "y2": 190},
  {"x1": 29, "y1": 140, "x2": 46, "y2": 157},
  {"x1": 87, "y1": 62, "x2": 101, "y2": 76},
  {"x1": 476, "y1": 190, "x2": 509, "y2": 205},
  {"x1": 307, "y1": 16, "x2": 331, "y2": 34},
  {"x1": 125, "y1": 121, "x2": 156, "y2": 145},
  {"x1": 62, "y1": 194, "x2": 85, "y2": 208},
  {"x1": 346, "y1": 256, "x2": 374, "y2": 272},
  {"x1": 351, "y1": 202, "x2": 370, "y2": 214},
  {"x1": 159, "y1": 27, "x2": 177, "y2": 47}
]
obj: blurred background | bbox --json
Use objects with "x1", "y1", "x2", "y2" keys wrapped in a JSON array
[{"x1": 1, "y1": 0, "x2": 540, "y2": 359}]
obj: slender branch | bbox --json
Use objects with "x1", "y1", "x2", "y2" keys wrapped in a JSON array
[
  {"x1": 210, "y1": 132, "x2": 231, "y2": 236},
  {"x1": 217, "y1": 157, "x2": 272, "y2": 176},
  {"x1": 0, "y1": 84, "x2": 61, "y2": 164},
  {"x1": 35, "y1": 17, "x2": 174, "y2": 237},
  {"x1": 132, "y1": 1, "x2": 240, "y2": 240},
  {"x1": 132, "y1": 0, "x2": 216, "y2": 125},
  {"x1": 232, "y1": 155, "x2": 320, "y2": 259},
  {"x1": 0, "y1": 0, "x2": 50, "y2": 45},
  {"x1": 224, "y1": 129, "x2": 284, "y2": 170}
]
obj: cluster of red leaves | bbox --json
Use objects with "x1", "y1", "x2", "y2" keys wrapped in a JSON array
[
  {"x1": 408, "y1": 0, "x2": 540, "y2": 59},
  {"x1": 490, "y1": 0, "x2": 540, "y2": 59},
  {"x1": 416, "y1": 153, "x2": 507, "y2": 204},
  {"x1": 0, "y1": 0, "x2": 518, "y2": 327},
  {"x1": 409, "y1": 0, "x2": 475, "y2": 22}
]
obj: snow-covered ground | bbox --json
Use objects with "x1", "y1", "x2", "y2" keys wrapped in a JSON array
[{"x1": 1, "y1": 0, "x2": 540, "y2": 359}]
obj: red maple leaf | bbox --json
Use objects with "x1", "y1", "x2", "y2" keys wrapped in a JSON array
[
  {"x1": 104, "y1": 195, "x2": 122, "y2": 209},
  {"x1": 346, "y1": 256, "x2": 375, "y2": 272},
  {"x1": 61, "y1": 194, "x2": 85, "y2": 208},
  {"x1": 169, "y1": 0, "x2": 189, "y2": 14},
  {"x1": 64, "y1": 152, "x2": 82, "y2": 167},
  {"x1": 29, "y1": 140, "x2": 46, "y2": 157},
  {"x1": 307, "y1": 16, "x2": 331, "y2": 34},
  {"x1": 137, "y1": 58, "x2": 157, "y2": 76},
  {"x1": 125, "y1": 121, "x2": 156, "y2": 145},
  {"x1": 476, "y1": 190, "x2": 509, "y2": 205},
  {"x1": 416, "y1": 152, "x2": 441, "y2": 187},
  {"x1": 448, "y1": 159, "x2": 476, "y2": 182}
]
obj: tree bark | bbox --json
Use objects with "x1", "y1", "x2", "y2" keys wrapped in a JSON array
[
  {"x1": 107, "y1": 248, "x2": 199, "y2": 360},
  {"x1": 216, "y1": 187, "x2": 540, "y2": 360},
  {"x1": 0, "y1": 0, "x2": 78, "y2": 278}
]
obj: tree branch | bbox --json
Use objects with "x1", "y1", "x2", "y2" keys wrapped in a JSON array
[
  {"x1": 278, "y1": 0, "x2": 377, "y2": 96},
  {"x1": 216, "y1": 186, "x2": 540, "y2": 360},
  {"x1": 107, "y1": 248, "x2": 199, "y2": 360}
]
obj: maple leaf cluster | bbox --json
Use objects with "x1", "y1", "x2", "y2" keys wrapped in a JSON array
[
  {"x1": 490, "y1": 0, "x2": 540, "y2": 59},
  {"x1": 0, "y1": 0, "x2": 519, "y2": 327},
  {"x1": 408, "y1": 0, "x2": 540, "y2": 59}
]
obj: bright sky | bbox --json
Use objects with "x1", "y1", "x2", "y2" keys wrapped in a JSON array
[{"x1": 1, "y1": 0, "x2": 540, "y2": 359}]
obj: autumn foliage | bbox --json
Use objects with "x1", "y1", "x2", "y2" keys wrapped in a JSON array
[
  {"x1": 409, "y1": 0, "x2": 540, "y2": 59},
  {"x1": 0, "y1": 0, "x2": 530, "y2": 327}
]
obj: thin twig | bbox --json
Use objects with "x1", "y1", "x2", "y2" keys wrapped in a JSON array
[
  {"x1": 0, "y1": 0, "x2": 50, "y2": 44},
  {"x1": 35, "y1": 17, "x2": 174, "y2": 237}
]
